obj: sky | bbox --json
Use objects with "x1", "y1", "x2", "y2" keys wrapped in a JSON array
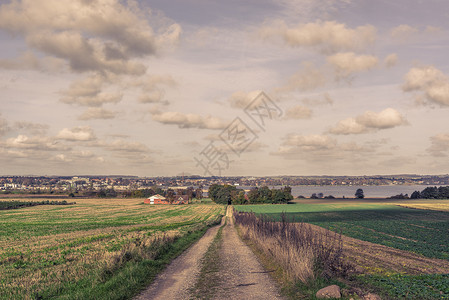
[{"x1": 1, "y1": 0, "x2": 449, "y2": 177}]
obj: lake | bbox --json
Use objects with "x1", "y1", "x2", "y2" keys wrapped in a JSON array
[{"x1": 240, "y1": 185, "x2": 435, "y2": 198}]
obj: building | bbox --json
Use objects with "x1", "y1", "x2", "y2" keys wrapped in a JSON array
[
  {"x1": 144, "y1": 194, "x2": 189, "y2": 205},
  {"x1": 172, "y1": 195, "x2": 189, "y2": 205},
  {"x1": 145, "y1": 194, "x2": 168, "y2": 204}
]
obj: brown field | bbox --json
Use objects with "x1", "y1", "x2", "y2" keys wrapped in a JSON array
[{"x1": 0, "y1": 198, "x2": 224, "y2": 299}]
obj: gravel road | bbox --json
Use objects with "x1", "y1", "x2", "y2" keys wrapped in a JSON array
[
  {"x1": 212, "y1": 206, "x2": 284, "y2": 300},
  {"x1": 134, "y1": 206, "x2": 284, "y2": 300},
  {"x1": 134, "y1": 219, "x2": 223, "y2": 300}
]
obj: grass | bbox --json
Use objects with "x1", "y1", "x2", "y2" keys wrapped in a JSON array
[
  {"x1": 358, "y1": 273, "x2": 449, "y2": 299},
  {"x1": 235, "y1": 199, "x2": 449, "y2": 299},
  {"x1": 190, "y1": 218, "x2": 225, "y2": 299},
  {"x1": 233, "y1": 208, "x2": 352, "y2": 299},
  {"x1": 234, "y1": 209, "x2": 350, "y2": 283},
  {"x1": 235, "y1": 201, "x2": 449, "y2": 260},
  {"x1": 0, "y1": 198, "x2": 224, "y2": 299}
]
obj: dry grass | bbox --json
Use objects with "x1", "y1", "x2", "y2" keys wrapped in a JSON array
[
  {"x1": 233, "y1": 209, "x2": 351, "y2": 284},
  {"x1": 397, "y1": 201, "x2": 449, "y2": 212},
  {"x1": 0, "y1": 198, "x2": 224, "y2": 299}
]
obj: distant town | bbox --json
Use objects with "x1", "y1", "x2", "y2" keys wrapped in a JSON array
[{"x1": 1, "y1": 174, "x2": 449, "y2": 195}]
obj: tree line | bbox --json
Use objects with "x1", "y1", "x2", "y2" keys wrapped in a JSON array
[
  {"x1": 72, "y1": 186, "x2": 204, "y2": 200},
  {"x1": 0, "y1": 200, "x2": 75, "y2": 210},
  {"x1": 208, "y1": 184, "x2": 293, "y2": 205},
  {"x1": 410, "y1": 186, "x2": 449, "y2": 199}
]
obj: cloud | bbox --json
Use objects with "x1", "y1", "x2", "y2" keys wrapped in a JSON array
[
  {"x1": 272, "y1": 133, "x2": 374, "y2": 161},
  {"x1": 357, "y1": 108, "x2": 407, "y2": 129},
  {"x1": 277, "y1": 62, "x2": 326, "y2": 92},
  {"x1": 129, "y1": 74, "x2": 176, "y2": 105},
  {"x1": 327, "y1": 52, "x2": 378, "y2": 78},
  {"x1": 60, "y1": 74, "x2": 122, "y2": 107},
  {"x1": 402, "y1": 65, "x2": 449, "y2": 106},
  {"x1": 56, "y1": 126, "x2": 96, "y2": 141},
  {"x1": 78, "y1": 108, "x2": 118, "y2": 120},
  {"x1": 260, "y1": 20, "x2": 376, "y2": 54},
  {"x1": 0, "y1": 115, "x2": 10, "y2": 136},
  {"x1": 151, "y1": 111, "x2": 228, "y2": 129},
  {"x1": 13, "y1": 121, "x2": 49, "y2": 135},
  {"x1": 329, "y1": 118, "x2": 368, "y2": 135},
  {"x1": 0, "y1": 51, "x2": 66, "y2": 72},
  {"x1": 329, "y1": 108, "x2": 407, "y2": 135},
  {"x1": 5, "y1": 135, "x2": 68, "y2": 151},
  {"x1": 92, "y1": 139, "x2": 153, "y2": 163},
  {"x1": 51, "y1": 150, "x2": 102, "y2": 163},
  {"x1": 284, "y1": 105, "x2": 312, "y2": 119},
  {"x1": 390, "y1": 24, "x2": 419, "y2": 40},
  {"x1": 97, "y1": 139, "x2": 149, "y2": 153},
  {"x1": 384, "y1": 53, "x2": 398, "y2": 68},
  {"x1": 0, "y1": 0, "x2": 180, "y2": 74},
  {"x1": 227, "y1": 90, "x2": 262, "y2": 109},
  {"x1": 301, "y1": 93, "x2": 333, "y2": 106},
  {"x1": 428, "y1": 133, "x2": 449, "y2": 157}
]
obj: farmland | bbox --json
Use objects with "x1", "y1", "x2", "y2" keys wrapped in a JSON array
[
  {"x1": 0, "y1": 198, "x2": 224, "y2": 300},
  {"x1": 235, "y1": 199, "x2": 449, "y2": 299}
]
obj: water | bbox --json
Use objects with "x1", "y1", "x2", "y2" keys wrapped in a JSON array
[{"x1": 241, "y1": 185, "x2": 434, "y2": 198}]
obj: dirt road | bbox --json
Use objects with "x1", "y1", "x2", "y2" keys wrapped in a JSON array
[
  {"x1": 212, "y1": 206, "x2": 284, "y2": 300},
  {"x1": 134, "y1": 221, "x2": 223, "y2": 300},
  {"x1": 135, "y1": 206, "x2": 284, "y2": 300}
]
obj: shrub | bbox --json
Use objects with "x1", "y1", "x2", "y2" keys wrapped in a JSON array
[{"x1": 234, "y1": 210, "x2": 352, "y2": 284}]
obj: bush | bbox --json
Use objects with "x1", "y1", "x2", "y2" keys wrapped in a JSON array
[{"x1": 234, "y1": 210, "x2": 352, "y2": 283}]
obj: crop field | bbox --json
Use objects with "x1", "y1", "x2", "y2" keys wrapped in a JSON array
[
  {"x1": 0, "y1": 198, "x2": 224, "y2": 300},
  {"x1": 235, "y1": 200, "x2": 449, "y2": 299}
]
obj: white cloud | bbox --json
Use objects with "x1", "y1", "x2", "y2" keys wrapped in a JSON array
[
  {"x1": 78, "y1": 108, "x2": 118, "y2": 120},
  {"x1": 284, "y1": 105, "x2": 312, "y2": 119},
  {"x1": 390, "y1": 24, "x2": 419, "y2": 40},
  {"x1": 328, "y1": 117, "x2": 368, "y2": 135},
  {"x1": 327, "y1": 52, "x2": 378, "y2": 78},
  {"x1": 384, "y1": 53, "x2": 398, "y2": 68},
  {"x1": 60, "y1": 74, "x2": 122, "y2": 107},
  {"x1": 5, "y1": 135, "x2": 68, "y2": 151},
  {"x1": 403, "y1": 65, "x2": 449, "y2": 106},
  {"x1": 277, "y1": 62, "x2": 326, "y2": 92},
  {"x1": 13, "y1": 121, "x2": 49, "y2": 135},
  {"x1": 260, "y1": 20, "x2": 376, "y2": 54},
  {"x1": 272, "y1": 133, "x2": 374, "y2": 161},
  {"x1": 227, "y1": 90, "x2": 262, "y2": 109},
  {"x1": 56, "y1": 126, "x2": 96, "y2": 141},
  {"x1": 96, "y1": 139, "x2": 150, "y2": 153},
  {"x1": 130, "y1": 74, "x2": 176, "y2": 105},
  {"x1": 356, "y1": 108, "x2": 407, "y2": 129},
  {"x1": 0, "y1": 115, "x2": 10, "y2": 136},
  {"x1": 0, "y1": 0, "x2": 181, "y2": 75},
  {"x1": 428, "y1": 133, "x2": 449, "y2": 157},
  {"x1": 329, "y1": 108, "x2": 407, "y2": 135},
  {"x1": 0, "y1": 51, "x2": 66, "y2": 72},
  {"x1": 151, "y1": 111, "x2": 228, "y2": 130}
]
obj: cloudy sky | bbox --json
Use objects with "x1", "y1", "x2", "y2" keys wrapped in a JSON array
[{"x1": 1, "y1": 0, "x2": 449, "y2": 177}]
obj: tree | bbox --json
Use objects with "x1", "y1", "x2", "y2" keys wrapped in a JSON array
[
  {"x1": 355, "y1": 188, "x2": 364, "y2": 199},
  {"x1": 166, "y1": 189, "x2": 175, "y2": 204},
  {"x1": 186, "y1": 187, "x2": 195, "y2": 200},
  {"x1": 208, "y1": 184, "x2": 236, "y2": 204},
  {"x1": 259, "y1": 186, "x2": 272, "y2": 203},
  {"x1": 421, "y1": 187, "x2": 438, "y2": 199},
  {"x1": 410, "y1": 191, "x2": 421, "y2": 199},
  {"x1": 248, "y1": 188, "x2": 259, "y2": 203},
  {"x1": 195, "y1": 187, "x2": 203, "y2": 200}
]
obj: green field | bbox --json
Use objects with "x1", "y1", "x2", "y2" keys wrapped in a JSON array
[
  {"x1": 235, "y1": 201, "x2": 449, "y2": 260},
  {"x1": 0, "y1": 198, "x2": 224, "y2": 300},
  {"x1": 235, "y1": 200, "x2": 449, "y2": 299}
]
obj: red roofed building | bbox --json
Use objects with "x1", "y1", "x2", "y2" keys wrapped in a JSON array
[{"x1": 144, "y1": 194, "x2": 168, "y2": 204}]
